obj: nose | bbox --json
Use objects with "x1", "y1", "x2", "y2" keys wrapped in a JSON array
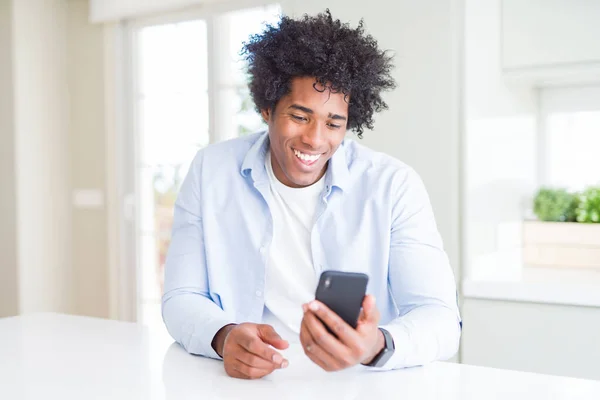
[{"x1": 300, "y1": 122, "x2": 326, "y2": 150}]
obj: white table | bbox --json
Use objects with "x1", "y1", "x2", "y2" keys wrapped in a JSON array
[{"x1": 1, "y1": 314, "x2": 599, "y2": 399}]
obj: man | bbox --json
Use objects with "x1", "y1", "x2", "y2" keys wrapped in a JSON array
[{"x1": 162, "y1": 10, "x2": 461, "y2": 380}]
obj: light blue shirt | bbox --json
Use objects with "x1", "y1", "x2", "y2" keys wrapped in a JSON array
[{"x1": 162, "y1": 131, "x2": 461, "y2": 370}]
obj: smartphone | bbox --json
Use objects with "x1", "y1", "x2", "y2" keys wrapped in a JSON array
[{"x1": 314, "y1": 270, "x2": 369, "y2": 330}]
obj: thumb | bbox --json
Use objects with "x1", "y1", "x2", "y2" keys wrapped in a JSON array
[
  {"x1": 359, "y1": 295, "x2": 379, "y2": 325},
  {"x1": 257, "y1": 324, "x2": 289, "y2": 350}
]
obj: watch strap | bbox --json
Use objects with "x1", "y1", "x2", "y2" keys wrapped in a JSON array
[{"x1": 365, "y1": 327, "x2": 395, "y2": 367}]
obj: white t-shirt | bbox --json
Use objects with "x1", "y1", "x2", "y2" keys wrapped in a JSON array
[{"x1": 262, "y1": 151, "x2": 325, "y2": 343}]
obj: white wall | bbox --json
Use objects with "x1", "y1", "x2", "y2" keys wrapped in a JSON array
[
  {"x1": 463, "y1": 0, "x2": 537, "y2": 272},
  {"x1": 0, "y1": 0, "x2": 19, "y2": 317},
  {"x1": 0, "y1": 0, "x2": 113, "y2": 318},
  {"x1": 67, "y1": 0, "x2": 110, "y2": 318},
  {"x1": 11, "y1": 0, "x2": 72, "y2": 313},
  {"x1": 502, "y1": 0, "x2": 600, "y2": 69},
  {"x1": 462, "y1": 298, "x2": 600, "y2": 381},
  {"x1": 364, "y1": 0, "x2": 462, "y2": 280}
]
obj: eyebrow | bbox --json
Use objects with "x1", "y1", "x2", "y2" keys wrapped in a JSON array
[{"x1": 288, "y1": 104, "x2": 347, "y2": 121}]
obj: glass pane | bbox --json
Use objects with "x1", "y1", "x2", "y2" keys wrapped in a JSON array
[
  {"x1": 139, "y1": 163, "x2": 188, "y2": 306},
  {"x1": 139, "y1": 164, "x2": 189, "y2": 235},
  {"x1": 139, "y1": 93, "x2": 209, "y2": 165},
  {"x1": 136, "y1": 18, "x2": 209, "y2": 346},
  {"x1": 212, "y1": 5, "x2": 281, "y2": 138},
  {"x1": 225, "y1": 5, "x2": 282, "y2": 86},
  {"x1": 139, "y1": 20, "x2": 208, "y2": 95},
  {"x1": 235, "y1": 85, "x2": 266, "y2": 136},
  {"x1": 153, "y1": 164, "x2": 181, "y2": 298},
  {"x1": 547, "y1": 111, "x2": 600, "y2": 191}
]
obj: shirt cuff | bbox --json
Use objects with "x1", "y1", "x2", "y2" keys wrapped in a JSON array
[
  {"x1": 185, "y1": 315, "x2": 237, "y2": 360},
  {"x1": 366, "y1": 309, "x2": 462, "y2": 371},
  {"x1": 360, "y1": 323, "x2": 411, "y2": 371}
]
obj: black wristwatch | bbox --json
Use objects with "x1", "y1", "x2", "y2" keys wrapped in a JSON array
[{"x1": 364, "y1": 328, "x2": 395, "y2": 367}]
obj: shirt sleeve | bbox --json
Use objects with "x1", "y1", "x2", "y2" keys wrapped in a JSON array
[
  {"x1": 374, "y1": 168, "x2": 461, "y2": 370},
  {"x1": 161, "y1": 151, "x2": 236, "y2": 360}
]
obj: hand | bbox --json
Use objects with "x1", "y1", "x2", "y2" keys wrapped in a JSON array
[
  {"x1": 213, "y1": 323, "x2": 290, "y2": 379},
  {"x1": 299, "y1": 295, "x2": 384, "y2": 371}
]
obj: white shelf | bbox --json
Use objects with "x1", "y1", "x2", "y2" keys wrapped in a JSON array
[{"x1": 462, "y1": 252, "x2": 600, "y2": 308}]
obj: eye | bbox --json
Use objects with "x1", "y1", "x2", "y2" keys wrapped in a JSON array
[
  {"x1": 327, "y1": 122, "x2": 341, "y2": 129},
  {"x1": 291, "y1": 115, "x2": 307, "y2": 122}
]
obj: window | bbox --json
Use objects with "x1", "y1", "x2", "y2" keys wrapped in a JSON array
[
  {"x1": 213, "y1": 7, "x2": 281, "y2": 138},
  {"x1": 126, "y1": 4, "x2": 281, "y2": 343},
  {"x1": 540, "y1": 86, "x2": 600, "y2": 191},
  {"x1": 136, "y1": 19, "x2": 209, "y2": 344}
]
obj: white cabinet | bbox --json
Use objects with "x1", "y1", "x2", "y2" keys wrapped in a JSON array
[
  {"x1": 501, "y1": 0, "x2": 600, "y2": 85},
  {"x1": 461, "y1": 298, "x2": 600, "y2": 381}
]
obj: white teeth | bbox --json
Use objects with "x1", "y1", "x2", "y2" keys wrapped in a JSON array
[{"x1": 294, "y1": 149, "x2": 321, "y2": 162}]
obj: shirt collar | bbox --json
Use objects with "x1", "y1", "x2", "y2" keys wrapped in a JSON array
[
  {"x1": 241, "y1": 131, "x2": 270, "y2": 184},
  {"x1": 240, "y1": 131, "x2": 350, "y2": 192},
  {"x1": 326, "y1": 139, "x2": 350, "y2": 192}
]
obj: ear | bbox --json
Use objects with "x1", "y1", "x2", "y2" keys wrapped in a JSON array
[{"x1": 260, "y1": 108, "x2": 271, "y2": 123}]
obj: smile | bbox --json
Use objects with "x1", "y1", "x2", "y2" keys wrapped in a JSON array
[{"x1": 293, "y1": 149, "x2": 322, "y2": 163}]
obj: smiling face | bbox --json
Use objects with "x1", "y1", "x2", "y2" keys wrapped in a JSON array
[{"x1": 262, "y1": 76, "x2": 349, "y2": 188}]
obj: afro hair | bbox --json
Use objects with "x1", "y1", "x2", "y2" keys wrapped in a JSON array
[{"x1": 241, "y1": 9, "x2": 396, "y2": 138}]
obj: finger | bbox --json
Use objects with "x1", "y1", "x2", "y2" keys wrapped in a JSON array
[
  {"x1": 357, "y1": 296, "x2": 381, "y2": 335},
  {"x1": 357, "y1": 307, "x2": 365, "y2": 321},
  {"x1": 300, "y1": 317, "x2": 346, "y2": 371},
  {"x1": 235, "y1": 345, "x2": 287, "y2": 370},
  {"x1": 231, "y1": 359, "x2": 274, "y2": 380},
  {"x1": 258, "y1": 324, "x2": 289, "y2": 350},
  {"x1": 303, "y1": 311, "x2": 356, "y2": 367},
  {"x1": 300, "y1": 319, "x2": 335, "y2": 371},
  {"x1": 306, "y1": 301, "x2": 362, "y2": 347},
  {"x1": 238, "y1": 335, "x2": 288, "y2": 367},
  {"x1": 359, "y1": 295, "x2": 380, "y2": 324}
]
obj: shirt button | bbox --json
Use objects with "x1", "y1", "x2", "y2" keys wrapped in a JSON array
[
  {"x1": 259, "y1": 246, "x2": 266, "y2": 254},
  {"x1": 255, "y1": 290, "x2": 262, "y2": 297}
]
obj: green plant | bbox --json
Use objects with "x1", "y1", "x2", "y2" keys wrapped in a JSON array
[
  {"x1": 533, "y1": 188, "x2": 578, "y2": 222},
  {"x1": 576, "y1": 187, "x2": 600, "y2": 223}
]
